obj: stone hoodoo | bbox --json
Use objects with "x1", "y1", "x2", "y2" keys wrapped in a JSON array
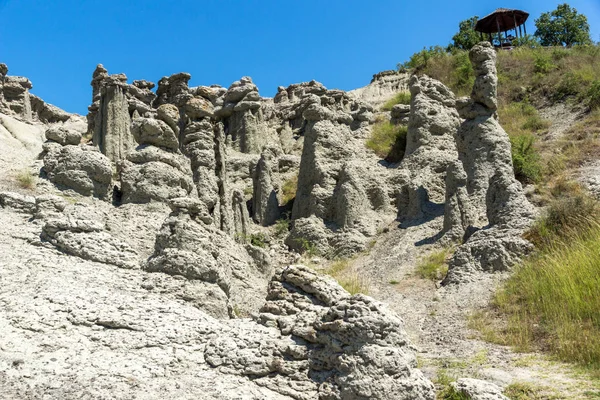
[
  {"x1": 288, "y1": 89, "x2": 390, "y2": 256},
  {"x1": 395, "y1": 75, "x2": 461, "y2": 221},
  {"x1": 252, "y1": 148, "x2": 280, "y2": 226},
  {"x1": 0, "y1": 63, "x2": 32, "y2": 120},
  {"x1": 88, "y1": 65, "x2": 138, "y2": 162},
  {"x1": 443, "y1": 42, "x2": 536, "y2": 284}
]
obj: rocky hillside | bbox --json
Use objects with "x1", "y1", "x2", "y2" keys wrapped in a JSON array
[{"x1": 0, "y1": 42, "x2": 596, "y2": 400}]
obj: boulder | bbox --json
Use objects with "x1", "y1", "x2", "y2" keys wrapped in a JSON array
[
  {"x1": 131, "y1": 117, "x2": 179, "y2": 150},
  {"x1": 451, "y1": 378, "x2": 509, "y2": 400},
  {"x1": 45, "y1": 126, "x2": 82, "y2": 146},
  {"x1": 119, "y1": 146, "x2": 196, "y2": 204},
  {"x1": 43, "y1": 145, "x2": 113, "y2": 199}
]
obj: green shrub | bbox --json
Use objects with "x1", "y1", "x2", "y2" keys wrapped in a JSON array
[
  {"x1": 250, "y1": 233, "x2": 267, "y2": 248},
  {"x1": 588, "y1": 80, "x2": 600, "y2": 109},
  {"x1": 366, "y1": 122, "x2": 407, "y2": 162},
  {"x1": 452, "y1": 51, "x2": 474, "y2": 92},
  {"x1": 533, "y1": 53, "x2": 555, "y2": 74},
  {"x1": 295, "y1": 238, "x2": 319, "y2": 257},
  {"x1": 274, "y1": 217, "x2": 290, "y2": 236},
  {"x1": 397, "y1": 45, "x2": 447, "y2": 71},
  {"x1": 554, "y1": 71, "x2": 585, "y2": 100},
  {"x1": 525, "y1": 194, "x2": 600, "y2": 247},
  {"x1": 381, "y1": 91, "x2": 411, "y2": 111},
  {"x1": 522, "y1": 114, "x2": 550, "y2": 131},
  {"x1": 510, "y1": 133, "x2": 542, "y2": 183}
]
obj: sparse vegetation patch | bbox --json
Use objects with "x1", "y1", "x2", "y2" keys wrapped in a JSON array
[{"x1": 365, "y1": 121, "x2": 407, "y2": 162}]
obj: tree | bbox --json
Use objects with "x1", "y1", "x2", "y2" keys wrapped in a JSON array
[
  {"x1": 534, "y1": 3, "x2": 592, "y2": 47},
  {"x1": 450, "y1": 16, "x2": 480, "y2": 51}
]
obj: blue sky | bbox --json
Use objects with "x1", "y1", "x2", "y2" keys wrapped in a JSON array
[{"x1": 1, "y1": 0, "x2": 598, "y2": 115}]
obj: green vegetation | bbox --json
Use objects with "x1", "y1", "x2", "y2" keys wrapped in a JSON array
[
  {"x1": 477, "y1": 193, "x2": 600, "y2": 371},
  {"x1": 503, "y1": 382, "x2": 548, "y2": 400},
  {"x1": 295, "y1": 237, "x2": 319, "y2": 257},
  {"x1": 381, "y1": 91, "x2": 411, "y2": 111},
  {"x1": 534, "y1": 3, "x2": 592, "y2": 47},
  {"x1": 15, "y1": 170, "x2": 35, "y2": 190},
  {"x1": 366, "y1": 121, "x2": 407, "y2": 162},
  {"x1": 436, "y1": 369, "x2": 468, "y2": 400},
  {"x1": 281, "y1": 174, "x2": 298, "y2": 206},
  {"x1": 274, "y1": 216, "x2": 290, "y2": 237},
  {"x1": 449, "y1": 16, "x2": 480, "y2": 51},
  {"x1": 415, "y1": 247, "x2": 453, "y2": 281}
]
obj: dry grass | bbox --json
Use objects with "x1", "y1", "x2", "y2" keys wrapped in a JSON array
[
  {"x1": 325, "y1": 258, "x2": 369, "y2": 295},
  {"x1": 471, "y1": 194, "x2": 600, "y2": 373},
  {"x1": 15, "y1": 170, "x2": 35, "y2": 190}
]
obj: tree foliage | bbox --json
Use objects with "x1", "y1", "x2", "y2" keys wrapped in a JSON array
[
  {"x1": 450, "y1": 16, "x2": 480, "y2": 51},
  {"x1": 534, "y1": 3, "x2": 592, "y2": 47}
]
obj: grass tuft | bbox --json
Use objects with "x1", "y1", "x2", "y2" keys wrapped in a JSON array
[
  {"x1": 324, "y1": 258, "x2": 369, "y2": 295},
  {"x1": 366, "y1": 122, "x2": 407, "y2": 162},
  {"x1": 15, "y1": 170, "x2": 35, "y2": 190},
  {"x1": 381, "y1": 91, "x2": 411, "y2": 111},
  {"x1": 281, "y1": 175, "x2": 298, "y2": 206},
  {"x1": 415, "y1": 247, "x2": 453, "y2": 281}
]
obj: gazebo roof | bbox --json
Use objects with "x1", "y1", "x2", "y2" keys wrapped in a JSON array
[{"x1": 475, "y1": 8, "x2": 529, "y2": 34}]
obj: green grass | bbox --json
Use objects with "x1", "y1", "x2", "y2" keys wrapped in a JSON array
[
  {"x1": 492, "y1": 198, "x2": 600, "y2": 370},
  {"x1": 415, "y1": 247, "x2": 453, "y2": 281},
  {"x1": 274, "y1": 216, "x2": 290, "y2": 237},
  {"x1": 15, "y1": 170, "x2": 35, "y2": 190},
  {"x1": 436, "y1": 369, "x2": 468, "y2": 400},
  {"x1": 503, "y1": 382, "x2": 549, "y2": 400},
  {"x1": 381, "y1": 91, "x2": 411, "y2": 111},
  {"x1": 281, "y1": 175, "x2": 298, "y2": 206},
  {"x1": 365, "y1": 121, "x2": 407, "y2": 162}
]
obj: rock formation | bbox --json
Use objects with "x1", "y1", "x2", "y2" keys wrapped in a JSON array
[
  {"x1": 253, "y1": 148, "x2": 281, "y2": 226},
  {"x1": 144, "y1": 197, "x2": 272, "y2": 318},
  {"x1": 205, "y1": 265, "x2": 436, "y2": 399},
  {"x1": 88, "y1": 65, "x2": 137, "y2": 162},
  {"x1": 443, "y1": 42, "x2": 536, "y2": 284},
  {"x1": 395, "y1": 75, "x2": 461, "y2": 221},
  {"x1": 350, "y1": 70, "x2": 411, "y2": 108},
  {"x1": 42, "y1": 140, "x2": 113, "y2": 199}
]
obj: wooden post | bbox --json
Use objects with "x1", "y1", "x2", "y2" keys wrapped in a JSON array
[
  {"x1": 524, "y1": 24, "x2": 527, "y2": 36},
  {"x1": 496, "y1": 18, "x2": 502, "y2": 47}
]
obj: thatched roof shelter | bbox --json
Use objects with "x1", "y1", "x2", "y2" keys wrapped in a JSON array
[{"x1": 475, "y1": 8, "x2": 529, "y2": 34}]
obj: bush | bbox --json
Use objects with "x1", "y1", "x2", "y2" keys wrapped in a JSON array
[
  {"x1": 274, "y1": 216, "x2": 290, "y2": 237},
  {"x1": 525, "y1": 194, "x2": 600, "y2": 247},
  {"x1": 533, "y1": 53, "x2": 555, "y2": 74},
  {"x1": 381, "y1": 92, "x2": 411, "y2": 111},
  {"x1": 398, "y1": 45, "x2": 447, "y2": 71},
  {"x1": 366, "y1": 122, "x2": 407, "y2": 162},
  {"x1": 452, "y1": 51, "x2": 474, "y2": 92},
  {"x1": 588, "y1": 80, "x2": 600, "y2": 109},
  {"x1": 510, "y1": 133, "x2": 542, "y2": 183}
]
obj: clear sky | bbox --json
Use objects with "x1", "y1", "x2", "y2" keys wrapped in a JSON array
[{"x1": 1, "y1": 0, "x2": 598, "y2": 115}]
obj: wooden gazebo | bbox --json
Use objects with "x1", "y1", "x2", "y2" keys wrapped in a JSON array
[{"x1": 475, "y1": 8, "x2": 529, "y2": 48}]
